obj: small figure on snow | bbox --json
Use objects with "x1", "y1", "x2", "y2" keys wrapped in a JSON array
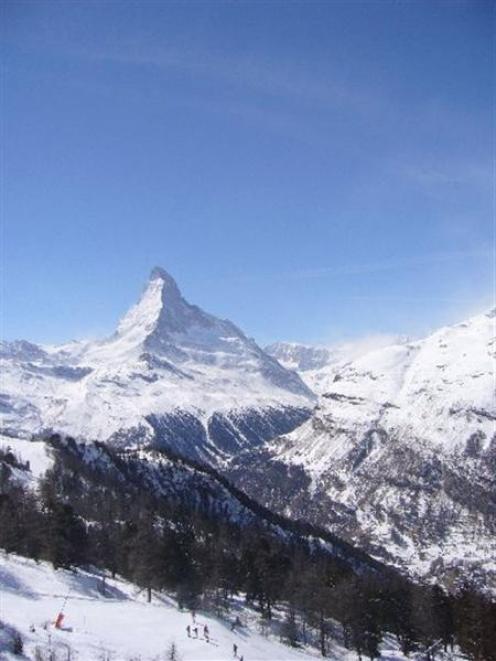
[
  {"x1": 233, "y1": 642, "x2": 238, "y2": 657},
  {"x1": 231, "y1": 615, "x2": 241, "y2": 631},
  {"x1": 203, "y1": 625, "x2": 209, "y2": 642},
  {"x1": 191, "y1": 610, "x2": 196, "y2": 623},
  {"x1": 193, "y1": 626, "x2": 199, "y2": 638},
  {"x1": 186, "y1": 624, "x2": 191, "y2": 637}
]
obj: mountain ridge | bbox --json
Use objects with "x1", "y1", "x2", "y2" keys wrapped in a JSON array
[
  {"x1": 228, "y1": 307, "x2": 496, "y2": 593},
  {"x1": 2, "y1": 269, "x2": 494, "y2": 593}
]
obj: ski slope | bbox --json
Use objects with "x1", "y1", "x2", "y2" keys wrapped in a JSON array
[{"x1": 0, "y1": 553, "x2": 418, "y2": 661}]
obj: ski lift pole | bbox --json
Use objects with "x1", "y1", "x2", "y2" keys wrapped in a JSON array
[
  {"x1": 55, "y1": 587, "x2": 72, "y2": 629},
  {"x1": 60, "y1": 588, "x2": 71, "y2": 614}
]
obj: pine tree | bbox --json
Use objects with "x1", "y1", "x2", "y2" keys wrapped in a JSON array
[
  {"x1": 281, "y1": 608, "x2": 299, "y2": 647},
  {"x1": 43, "y1": 500, "x2": 88, "y2": 569},
  {"x1": 166, "y1": 641, "x2": 180, "y2": 660}
]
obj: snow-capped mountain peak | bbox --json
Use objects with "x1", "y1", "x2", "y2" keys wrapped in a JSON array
[
  {"x1": 117, "y1": 266, "x2": 207, "y2": 338},
  {"x1": 116, "y1": 266, "x2": 246, "y2": 356},
  {"x1": 116, "y1": 269, "x2": 166, "y2": 343},
  {"x1": 149, "y1": 264, "x2": 181, "y2": 288},
  {"x1": 1, "y1": 268, "x2": 313, "y2": 456}
]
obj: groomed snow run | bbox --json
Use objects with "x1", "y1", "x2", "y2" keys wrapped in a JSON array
[{"x1": 0, "y1": 553, "x2": 424, "y2": 661}]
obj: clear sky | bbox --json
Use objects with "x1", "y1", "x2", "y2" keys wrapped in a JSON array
[{"x1": 1, "y1": 0, "x2": 494, "y2": 346}]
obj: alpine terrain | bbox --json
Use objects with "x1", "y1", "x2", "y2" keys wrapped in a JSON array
[
  {"x1": 1, "y1": 270, "x2": 495, "y2": 659},
  {"x1": 3, "y1": 430, "x2": 494, "y2": 660},
  {"x1": 232, "y1": 309, "x2": 496, "y2": 594}
]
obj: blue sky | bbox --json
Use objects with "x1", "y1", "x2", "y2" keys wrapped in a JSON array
[{"x1": 2, "y1": 0, "x2": 494, "y2": 345}]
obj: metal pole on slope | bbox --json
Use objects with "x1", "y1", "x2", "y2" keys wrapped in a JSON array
[{"x1": 54, "y1": 587, "x2": 72, "y2": 629}]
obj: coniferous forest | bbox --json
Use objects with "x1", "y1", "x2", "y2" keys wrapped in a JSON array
[{"x1": 1, "y1": 436, "x2": 495, "y2": 660}]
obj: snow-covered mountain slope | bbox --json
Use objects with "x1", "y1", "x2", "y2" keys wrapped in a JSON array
[
  {"x1": 279, "y1": 309, "x2": 495, "y2": 459},
  {"x1": 0, "y1": 553, "x2": 313, "y2": 661},
  {"x1": 265, "y1": 335, "x2": 407, "y2": 394},
  {"x1": 0, "y1": 433, "x2": 54, "y2": 491},
  {"x1": 230, "y1": 309, "x2": 496, "y2": 593},
  {"x1": 0, "y1": 553, "x2": 424, "y2": 661},
  {"x1": 1, "y1": 431, "x2": 390, "y2": 575},
  {"x1": 3, "y1": 434, "x2": 448, "y2": 659},
  {"x1": 0, "y1": 268, "x2": 314, "y2": 462}
]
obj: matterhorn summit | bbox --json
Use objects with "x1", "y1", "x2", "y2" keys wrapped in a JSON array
[
  {"x1": 0, "y1": 268, "x2": 314, "y2": 461},
  {"x1": 117, "y1": 266, "x2": 210, "y2": 343},
  {"x1": 115, "y1": 267, "x2": 276, "y2": 367}
]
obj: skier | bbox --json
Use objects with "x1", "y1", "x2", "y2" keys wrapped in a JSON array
[
  {"x1": 186, "y1": 624, "x2": 191, "y2": 637},
  {"x1": 233, "y1": 642, "x2": 238, "y2": 657},
  {"x1": 203, "y1": 625, "x2": 209, "y2": 642},
  {"x1": 193, "y1": 626, "x2": 199, "y2": 638}
]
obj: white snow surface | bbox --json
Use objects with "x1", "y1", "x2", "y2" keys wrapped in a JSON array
[
  {"x1": 0, "y1": 553, "x2": 418, "y2": 661},
  {"x1": 0, "y1": 435, "x2": 53, "y2": 479},
  {"x1": 266, "y1": 335, "x2": 406, "y2": 386},
  {"x1": 276, "y1": 308, "x2": 496, "y2": 466},
  {"x1": 0, "y1": 268, "x2": 313, "y2": 445}
]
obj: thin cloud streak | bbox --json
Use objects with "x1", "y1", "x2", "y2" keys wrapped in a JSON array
[
  {"x1": 68, "y1": 40, "x2": 487, "y2": 142},
  {"x1": 73, "y1": 43, "x2": 371, "y2": 113},
  {"x1": 69, "y1": 42, "x2": 492, "y2": 198},
  {"x1": 224, "y1": 249, "x2": 494, "y2": 284},
  {"x1": 22, "y1": 38, "x2": 487, "y2": 198}
]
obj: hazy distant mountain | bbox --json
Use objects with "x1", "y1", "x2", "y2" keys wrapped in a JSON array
[
  {"x1": 266, "y1": 335, "x2": 408, "y2": 393},
  {"x1": 265, "y1": 342, "x2": 335, "y2": 372}
]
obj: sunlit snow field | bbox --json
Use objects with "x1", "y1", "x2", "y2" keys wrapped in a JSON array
[{"x1": 0, "y1": 553, "x2": 425, "y2": 661}]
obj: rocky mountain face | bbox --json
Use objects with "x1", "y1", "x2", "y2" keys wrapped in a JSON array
[
  {"x1": 0, "y1": 268, "x2": 313, "y2": 462},
  {"x1": 230, "y1": 310, "x2": 496, "y2": 594}
]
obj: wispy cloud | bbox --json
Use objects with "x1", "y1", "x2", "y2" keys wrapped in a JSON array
[
  {"x1": 398, "y1": 160, "x2": 492, "y2": 194},
  {"x1": 76, "y1": 42, "x2": 372, "y2": 113},
  {"x1": 225, "y1": 249, "x2": 494, "y2": 284},
  {"x1": 13, "y1": 31, "x2": 485, "y2": 196},
  {"x1": 71, "y1": 42, "x2": 492, "y2": 195}
]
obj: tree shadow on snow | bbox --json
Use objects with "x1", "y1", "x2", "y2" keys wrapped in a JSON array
[
  {"x1": 0, "y1": 565, "x2": 38, "y2": 599},
  {"x1": 60, "y1": 569, "x2": 129, "y2": 602}
]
